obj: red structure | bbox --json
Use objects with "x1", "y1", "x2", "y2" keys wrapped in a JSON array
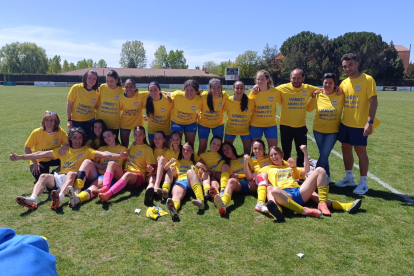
[{"x1": 395, "y1": 45, "x2": 410, "y2": 70}]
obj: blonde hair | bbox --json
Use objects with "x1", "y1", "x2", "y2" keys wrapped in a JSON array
[{"x1": 256, "y1": 70, "x2": 274, "y2": 87}]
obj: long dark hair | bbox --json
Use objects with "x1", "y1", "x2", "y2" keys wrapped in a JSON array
[
  {"x1": 209, "y1": 135, "x2": 224, "y2": 167},
  {"x1": 146, "y1": 81, "x2": 161, "y2": 118},
  {"x1": 251, "y1": 139, "x2": 266, "y2": 157},
  {"x1": 101, "y1": 129, "x2": 121, "y2": 147},
  {"x1": 90, "y1": 119, "x2": 107, "y2": 150},
  {"x1": 68, "y1": 127, "x2": 87, "y2": 148},
  {"x1": 183, "y1": 79, "x2": 201, "y2": 95},
  {"x1": 220, "y1": 141, "x2": 242, "y2": 165},
  {"x1": 82, "y1": 70, "x2": 99, "y2": 90},
  {"x1": 170, "y1": 131, "x2": 183, "y2": 153},
  {"x1": 125, "y1": 78, "x2": 138, "y2": 93},
  {"x1": 152, "y1": 130, "x2": 165, "y2": 149},
  {"x1": 234, "y1": 80, "x2": 248, "y2": 112},
  {"x1": 107, "y1": 70, "x2": 122, "y2": 87},
  {"x1": 135, "y1": 126, "x2": 149, "y2": 145},
  {"x1": 178, "y1": 142, "x2": 196, "y2": 164},
  {"x1": 207, "y1": 78, "x2": 223, "y2": 112}
]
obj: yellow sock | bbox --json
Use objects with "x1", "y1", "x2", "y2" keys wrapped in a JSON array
[
  {"x1": 222, "y1": 193, "x2": 232, "y2": 206},
  {"x1": 162, "y1": 182, "x2": 171, "y2": 192},
  {"x1": 277, "y1": 205, "x2": 283, "y2": 213},
  {"x1": 74, "y1": 179, "x2": 85, "y2": 189},
  {"x1": 285, "y1": 198, "x2": 304, "y2": 214},
  {"x1": 257, "y1": 185, "x2": 267, "y2": 204},
  {"x1": 220, "y1": 172, "x2": 229, "y2": 192},
  {"x1": 318, "y1": 186, "x2": 329, "y2": 203},
  {"x1": 332, "y1": 201, "x2": 353, "y2": 211},
  {"x1": 173, "y1": 200, "x2": 180, "y2": 210},
  {"x1": 191, "y1": 182, "x2": 204, "y2": 201},
  {"x1": 203, "y1": 184, "x2": 211, "y2": 193},
  {"x1": 78, "y1": 191, "x2": 89, "y2": 203}
]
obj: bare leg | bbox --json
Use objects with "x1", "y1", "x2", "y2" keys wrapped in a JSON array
[
  {"x1": 198, "y1": 138, "x2": 208, "y2": 155},
  {"x1": 32, "y1": 174, "x2": 56, "y2": 197},
  {"x1": 185, "y1": 131, "x2": 196, "y2": 146},
  {"x1": 354, "y1": 146, "x2": 369, "y2": 177},
  {"x1": 120, "y1": 130, "x2": 131, "y2": 148},
  {"x1": 342, "y1": 143, "x2": 354, "y2": 171},
  {"x1": 242, "y1": 138, "x2": 252, "y2": 155},
  {"x1": 299, "y1": 167, "x2": 327, "y2": 202},
  {"x1": 266, "y1": 138, "x2": 278, "y2": 148}
]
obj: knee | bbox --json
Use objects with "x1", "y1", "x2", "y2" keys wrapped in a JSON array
[
  {"x1": 38, "y1": 173, "x2": 49, "y2": 181},
  {"x1": 158, "y1": 156, "x2": 166, "y2": 165},
  {"x1": 227, "y1": 179, "x2": 237, "y2": 188},
  {"x1": 67, "y1": 171, "x2": 77, "y2": 179},
  {"x1": 315, "y1": 167, "x2": 326, "y2": 176},
  {"x1": 107, "y1": 161, "x2": 116, "y2": 167},
  {"x1": 221, "y1": 164, "x2": 230, "y2": 173},
  {"x1": 83, "y1": 159, "x2": 93, "y2": 166},
  {"x1": 354, "y1": 146, "x2": 367, "y2": 156},
  {"x1": 186, "y1": 169, "x2": 196, "y2": 178},
  {"x1": 257, "y1": 172, "x2": 268, "y2": 180}
]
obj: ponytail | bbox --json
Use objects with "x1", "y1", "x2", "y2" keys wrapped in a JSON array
[
  {"x1": 240, "y1": 94, "x2": 248, "y2": 112},
  {"x1": 146, "y1": 96, "x2": 154, "y2": 118}
]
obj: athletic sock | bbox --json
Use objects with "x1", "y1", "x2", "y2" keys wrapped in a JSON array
[
  {"x1": 144, "y1": 188, "x2": 155, "y2": 206},
  {"x1": 77, "y1": 191, "x2": 90, "y2": 203},
  {"x1": 59, "y1": 192, "x2": 65, "y2": 201},
  {"x1": 220, "y1": 172, "x2": 229, "y2": 192},
  {"x1": 162, "y1": 182, "x2": 171, "y2": 192},
  {"x1": 359, "y1": 176, "x2": 367, "y2": 184},
  {"x1": 203, "y1": 184, "x2": 211, "y2": 194},
  {"x1": 108, "y1": 179, "x2": 127, "y2": 197},
  {"x1": 257, "y1": 185, "x2": 267, "y2": 204},
  {"x1": 173, "y1": 200, "x2": 180, "y2": 211},
  {"x1": 191, "y1": 182, "x2": 204, "y2": 201},
  {"x1": 285, "y1": 198, "x2": 304, "y2": 214},
  {"x1": 332, "y1": 200, "x2": 353, "y2": 212},
  {"x1": 103, "y1": 171, "x2": 114, "y2": 188},
  {"x1": 346, "y1": 170, "x2": 354, "y2": 181},
  {"x1": 222, "y1": 193, "x2": 231, "y2": 206},
  {"x1": 278, "y1": 205, "x2": 283, "y2": 213},
  {"x1": 29, "y1": 194, "x2": 38, "y2": 202},
  {"x1": 74, "y1": 171, "x2": 86, "y2": 189},
  {"x1": 318, "y1": 186, "x2": 329, "y2": 203}
]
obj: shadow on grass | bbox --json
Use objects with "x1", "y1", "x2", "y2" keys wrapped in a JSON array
[
  {"x1": 94, "y1": 185, "x2": 146, "y2": 210},
  {"x1": 220, "y1": 194, "x2": 246, "y2": 219},
  {"x1": 19, "y1": 197, "x2": 52, "y2": 216}
]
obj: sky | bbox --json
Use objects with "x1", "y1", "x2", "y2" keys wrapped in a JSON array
[{"x1": 1, "y1": 0, "x2": 413, "y2": 69}]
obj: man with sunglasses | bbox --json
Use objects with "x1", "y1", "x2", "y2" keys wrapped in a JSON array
[{"x1": 334, "y1": 53, "x2": 378, "y2": 195}]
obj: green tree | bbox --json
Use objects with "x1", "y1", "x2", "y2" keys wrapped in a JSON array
[
  {"x1": 126, "y1": 57, "x2": 136, "y2": 68},
  {"x1": 261, "y1": 43, "x2": 281, "y2": 82},
  {"x1": 404, "y1": 63, "x2": 414, "y2": 79},
  {"x1": 69, "y1": 62, "x2": 76, "y2": 71},
  {"x1": 195, "y1": 65, "x2": 200, "y2": 70},
  {"x1": 234, "y1": 50, "x2": 261, "y2": 78},
  {"x1": 203, "y1": 60, "x2": 220, "y2": 74},
  {"x1": 47, "y1": 55, "x2": 62, "y2": 74},
  {"x1": 76, "y1": 59, "x2": 88, "y2": 69},
  {"x1": 167, "y1": 50, "x2": 188, "y2": 69},
  {"x1": 96, "y1": 59, "x2": 107, "y2": 68},
  {"x1": 62, "y1": 60, "x2": 69, "y2": 72},
  {"x1": 85, "y1": 59, "x2": 93, "y2": 68},
  {"x1": 0, "y1": 42, "x2": 48, "y2": 73},
  {"x1": 376, "y1": 41, "x2": 404, "y2": 80},
  {"x1": 153, "y1": 45, "x2": 169, "y2": 68},
  {"x1": 120, "y1": 40, "x2": 146, "y2": 68}
]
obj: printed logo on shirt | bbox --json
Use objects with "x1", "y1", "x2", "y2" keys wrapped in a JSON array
[
  {"x1": 114, "y1": 95, "x2": 119, "y2": 100},
  {"x1": 92, "y1": 98, "x2": 97, "y2": 104},
  {"x1": 302, "y1": 90, "x2": 307, "y2": 96},
  {"x1": 219, "y1": 156, "x2": 222, "y2": 160},
  {"x1": 268, "y1": 96, "x2": 274, "y2": 102},
  {"x1": 218, "y1": 102, "x2": 223, "y2": 107},
  {"x1": 137, "y1": 150, "x2": 142, "y2": 156},
  {"x1": 134, "y1": 101, "x2": 139, "y2": 106},
  {"x1": 239, "y1": 160, "x2": 244, "y2": 164},
  {"x1": 190, "y1": 105, "x2": 196, "y2": 111},
  {"x1": 332, "y1": 100, "x2": 338, "y2": 106},
  {"x1": 355, "y1": 85, "x2": 361, "y2": 92},
  {"x1": 243, "y1": 107, "x2": 249, "y2": 112},
  {"x1": 263, "y1": 161, "x2": 269, "y2": 166},
  {"x1": 53, "y1": 138, "x2": 58, "y2": 144},
  {"x1": 77, "y1": 154, "x2": 83, "y2": 159},
  {"x1": 160, "y1": 107, "x2": 166, "y2": 113}
]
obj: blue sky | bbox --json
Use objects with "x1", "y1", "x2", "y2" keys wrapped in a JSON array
[{"x1": 1, "y1": 0, "x2": 412, "y2": 68}]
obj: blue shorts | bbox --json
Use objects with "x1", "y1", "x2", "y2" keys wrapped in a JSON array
[
  {"x1": 198, "y1": 124, "x2": 224, "y2": 139},
  {"x1": 224, "y1": 133, "x2": 251, "y2": 140},
  {"x1": 338, "y1": 123, "x2": 368, "y2": 146},
  {"x1": 120, "y1": 128, "x2": 131, "y2": 132},
  {"x1": 283, "y1": 187, "x2": 306, "y2": 206},
  {"x1": 250, "y1": 125, "x2": 278, "y2": 139},
  {"x1": 238, "y1": 178, "x2": 251, "y2": 194},
  {"x1": 171, "y1": 121, "x2": 197, "y2": 133},
  {"x1": 147, "y1": 133, "x2": 171, "y2": 141}
]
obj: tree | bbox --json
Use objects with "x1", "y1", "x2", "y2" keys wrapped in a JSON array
[
  {"x1": 76, "y1": 59, "x2": 88, "y2": 69},
  {"x1": 120, "y1": 40, "x2": 146, "y2": 68},
  {"x1": 234, "y1": 50, "x2": 261, "y2": 78},
  {"x1": 404, "y1": 63, "x2": 414, "y2": 79},
  {"x1": 48, "y1": 55, "x2": 62, "y2": 74},
  {"x1": 153, "y1": 45, "x2": 169, "y2": 68},
  {"x1": 261, "y1": 44, "x2": 281, "y2": 82},
  {"x1": 167, "y1": 50, "x2": 188, "y2": 69},
  {"x1": 126, "y1": 57, "x2": 136, "y2": 68},
  {"x1": 195, "y1": 65, "x2": 200, "y2": 70},
  {"x1": 96, "y1": 59, "x2": 107, "y2": 68},
  {"x1": 69, "y1": 62, "x2": 76, "y2": 71},
  {"x1": 0, "y1": 42, "x2": 48, "y2": 74},
  {"x1": 203, "y1": 60, "x2": 220, "y2": 74},
  {"x1": 376, "y1": 41, "x2": 404, "y2": 80},
  {"x1": 62, "y1": 60, "x2": 69, "y2": 72}
]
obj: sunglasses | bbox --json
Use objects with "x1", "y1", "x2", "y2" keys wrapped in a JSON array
[{"x1": 45, "y1": 110, "x2": 57, "y2": 115}]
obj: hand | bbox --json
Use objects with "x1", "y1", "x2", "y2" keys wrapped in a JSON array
[
  {"x1": 169, "y1": 158, "x2": 176, "y2": 164},
  {"x1": 363, "y1": 122, "x2": 373, "y2": 137},
  {"x1": 299, "y1": 145, "x2": 307, "y2": 153},
  {"x1": 120, "y1": 149, "x2": 128, "y2": 159},
  {"x1": 59, "y1": 144, "x2": 68, "y2": 156},
  {"x1": 287, "y1": 157, "x2": 296, "y2": 168},
  {"x1": 251, "y1": 85, "x2": 260, "y2": 94},
  {"x1": 32, "y1": 161, "x2": 44, "y2": 175},
  {"x1": 143, "y1": 115, "x2": 148, "y2": 121},
  {"x1": 9, "y1": 152, "x2": 20, "y2": 161},
  {"x1": 198, "y1": 167, "x2": 205, "y2": 175},
  {"x1": 195, "y1": 162, "x2": 207, "y2": 171},
  {"x1": 243, "y1": 154, "x2": 250, "y2": 163},
  {"x1": 312, "y1": 90, "x2": 322, "y2": 98},
  {"x1": 230, "y1": 173, "x2": 238, "y2": 178},
  {"x1": 67, "y1": 120, "x2": 73, "y2": 130},
  {"x1": 146, "y1": 165, "x2": 154, "y2": 173},
  {"x1": 335, "y1": 86, "x2": 344, "y2": 95}
]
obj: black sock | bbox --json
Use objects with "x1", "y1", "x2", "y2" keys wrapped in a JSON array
[
  {"x1": 144, "y1": 188, "x2": 155, "y2": 207},
  {"x1": 76, "y1": 171, "x2": 86, "y2": 180}
]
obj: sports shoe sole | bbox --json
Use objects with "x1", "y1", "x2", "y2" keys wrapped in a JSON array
[
  {"x1": 208, "y1": 187, "x2": 218, "y2": 200},
  {"x1": 98, "y1": 193, "x2": 109, "y2": 203},
  {"x1": 16, "y1": 197, "x2": 37, "y2": 210},
  {"x1": 67, "y1": 186, "x2": 80, "y2": 208},
  {"x1": 214, "y1": 195, "x2": 226, "y2": 215},
  {"x1": 348, "y1": 199, "x2": 362, "y2": 214},
  {"x1": 50, "y1": 190, "x2": 60, "y2": 210},
  {"x1": 266, "y1": 201, "x2": 285, "y2": 222},
  {"x1": 192, "y1": 199, "x2": 205, "y2": 210},
  {"x1": 255, "y1": 205, "x2": 270, "y2": 214},
  {"x1": 166, "y1": 198, "x2": 178, "y2": 219},
  {"x1": 334, "y1": 180, "x2": 357, "y2": 187},
  {"x1": 157, "y1": 189, "x2": 169, "y2": 200},
  {"x1": 353, "y1": 187, "x2": 369, "y2": 195}
]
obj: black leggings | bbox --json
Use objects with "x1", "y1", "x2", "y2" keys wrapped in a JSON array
[
  {"x1": 279, "y1": 125, "x2": 308, "y2": 167},
  {"x1": 29, "y1": 159, "x2": 61, "y2": 183}
]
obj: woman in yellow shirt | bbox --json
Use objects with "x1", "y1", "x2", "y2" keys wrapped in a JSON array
[
  {"x1": 307, "y1": 73, "x2": 344, "y2": 183},
  {"x1": 87, "y1": 119, "x2": 107, "y2": 150},
  {"x1": 119, "y1": 79, "x2": 146, "y2": 148},
  {"x1": 197, "y1": 78, "x2": 228, "y2": 154},
  {"x1": 25, "y1": 111, "x2": 68, "y2": 182},
  {"x1": 66, "y1": 69, "x2": 100, "y2": 138},
  {"x1": 96, "y1": 70, "x2": 124, "y2": 136},
  {"x1": 224, "y1": 80, "x2": 254, "y2": 154}
]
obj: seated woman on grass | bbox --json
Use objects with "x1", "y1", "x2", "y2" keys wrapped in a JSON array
[
  {"x1": 258, "y1": 145, "x2": 362, "y2": 222},
  {"x1": 10, "y1": 127, "x2": 127, "y2": 211},
  {"x1": 164, "y1": 142, "x2": 206, "y2": 219},
  {"x1": 96, "y1": 126, "x2": 156, "y2": 203}
]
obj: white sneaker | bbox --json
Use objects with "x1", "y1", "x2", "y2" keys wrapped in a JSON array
[
  {"x1": 353, "y1": 183, "x2": 369, "y2": 195},
  {"x1": 67, "y1": 186, "x2": 80, "y2": 208},
  {"x1": 334, "y1": 177, "x2": 357, "y2": 187},
  {"x1": 255, "y1": 202, "x2": 269, "y2": 213}
]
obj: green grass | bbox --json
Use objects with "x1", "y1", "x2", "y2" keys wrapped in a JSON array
[{"x1": 1, "y1": 87, "x2": 414, "y2": 275}]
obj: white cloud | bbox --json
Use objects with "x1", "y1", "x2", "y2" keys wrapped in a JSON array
[{"x1": 0, "y1": 25, "x2": 238, "y2": 69}]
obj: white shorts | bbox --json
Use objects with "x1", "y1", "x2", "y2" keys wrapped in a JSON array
[{"x1": 52, "y1": 173, "x2": 66, "y2": 193}]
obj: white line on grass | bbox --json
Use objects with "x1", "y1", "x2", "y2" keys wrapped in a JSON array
[{"x1": 275, "y1": 115, "x2": 414, "y2": 204}]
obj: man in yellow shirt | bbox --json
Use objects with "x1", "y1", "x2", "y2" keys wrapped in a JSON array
[{"x1": 335, "y1": 53, "x2": 378, "y2": 195}]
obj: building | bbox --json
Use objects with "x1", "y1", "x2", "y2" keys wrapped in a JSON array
[
  {"x1": 58, "y1": 68, "x2": 219, "y2": 77},
  {"x1": 395, "y1": 45, "x2": 410, "y2": 70}
]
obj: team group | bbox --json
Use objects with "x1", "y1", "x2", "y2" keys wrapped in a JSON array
[{"x1": 10, "y1": 53, "x2": 378, "y2": 221}]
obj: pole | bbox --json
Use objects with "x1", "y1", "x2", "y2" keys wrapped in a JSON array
[{"x1": 410, "y1": 44, "x2": 412, "y2": 63}]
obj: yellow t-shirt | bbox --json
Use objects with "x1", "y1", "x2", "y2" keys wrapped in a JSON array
[
  {"x1": 172, "y1": 159, "x2": 197, "y2": 181},
  {"x1": 87, "y1": 138, "x2": 100, "y2": 150},
  {"x1": 67, "y1": 83, "x2": 100, "y2": 122},
  {"x1": 96, "y1": 144, "x2": 128, "y2": 174},
  {"x1": 248, "y1": 87, "x2": 280, "y2": 127},
  {"x1": 259, "y1": 165, "x2": 304, "y2": 189},
  {"x1": 164, "y1": 148, "x2": 180, "y2": 162},
  {"x1": 340, "y1": 73, "x2": 378, "y2": 128},
  {"x1": 96, "y1": 84, "x2": 124, "y2": 129},
  {"x1": 199, "y1": 151, "x2": 224, "y2": 174},
  {"x1": 119, "y1": 92, "x2": 146, "y2": 130},
  {"x1": 229, "y1": 157, "x2": 248, "y2": 176},
  {"x1": 170, "y1": 91, "x2": 203, "y2": 125},
  {"x1": 142, "y1": 93, "x2": 173, "y2": 135},
  {"x1": 25, "y1": 127, "x2": 68, "y2": 164},
  {"x1": 198, "y1": 91, "x2": 229, "y2": 128},
  {"x1": 125, "y1": 144, "x2": 156, "y2": 179},
  {"x1": 153, "y1": 148, "x2": 167, "y2": 160},
  {"x1": 51, "y1": 146, "x2": 96, "y2": 174},
  {"x1": 307, "y1": 93, "x2": 345, "y2": 133},
  {"x1": 277, "y1": 83, "x2": 319, "y2": 127},
  {"x1": 248, "y1": 156, "x2": 271, "y2": 174},
  {"x1": 224, "y1": 96, "x2": 255, "y2": 136}
]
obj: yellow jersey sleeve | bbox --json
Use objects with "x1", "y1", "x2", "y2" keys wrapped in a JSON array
[
  {"x1": 307, "y1": 97, "x2": 316, "y2": 112},
  {"x1": 25, "y1": 128, "x2": 68, "y2": 163},
  {"x1": 51, "y1": 148, "x2": 61, "y2": 160}
]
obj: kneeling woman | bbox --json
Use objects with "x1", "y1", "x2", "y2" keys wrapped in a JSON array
[
  {"x1": 97, "y1": 126, "x2": 156, "y2": 202},
  {"x1": 165, "y1": 142, "x2": 206, "y2": 219},
  {"x1": 260, "y1": 145, "x2": 362, "y2": 222},
  {"x1": 213, "y1": 142, "x2": 257, "y2": 215}
]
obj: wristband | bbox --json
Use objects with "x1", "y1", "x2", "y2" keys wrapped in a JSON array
[
  {"x1": 367, "y1": 119, "x2": 374, "y2": 124},
  {"x1": 68, "y1": 119, "x2": 72, "y2": 122}
]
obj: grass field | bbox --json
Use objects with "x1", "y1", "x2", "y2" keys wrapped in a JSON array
[{"x1": 1, "y1": 86, "x2": 414, "y2": 275}]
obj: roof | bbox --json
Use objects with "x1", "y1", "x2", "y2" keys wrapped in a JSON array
[
  {"x1": 57, "y1": 68, "x2": 219, "y2": 77},
  {"x1": 394, "y1": 45, "x2": 410, "y2": 52}
]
